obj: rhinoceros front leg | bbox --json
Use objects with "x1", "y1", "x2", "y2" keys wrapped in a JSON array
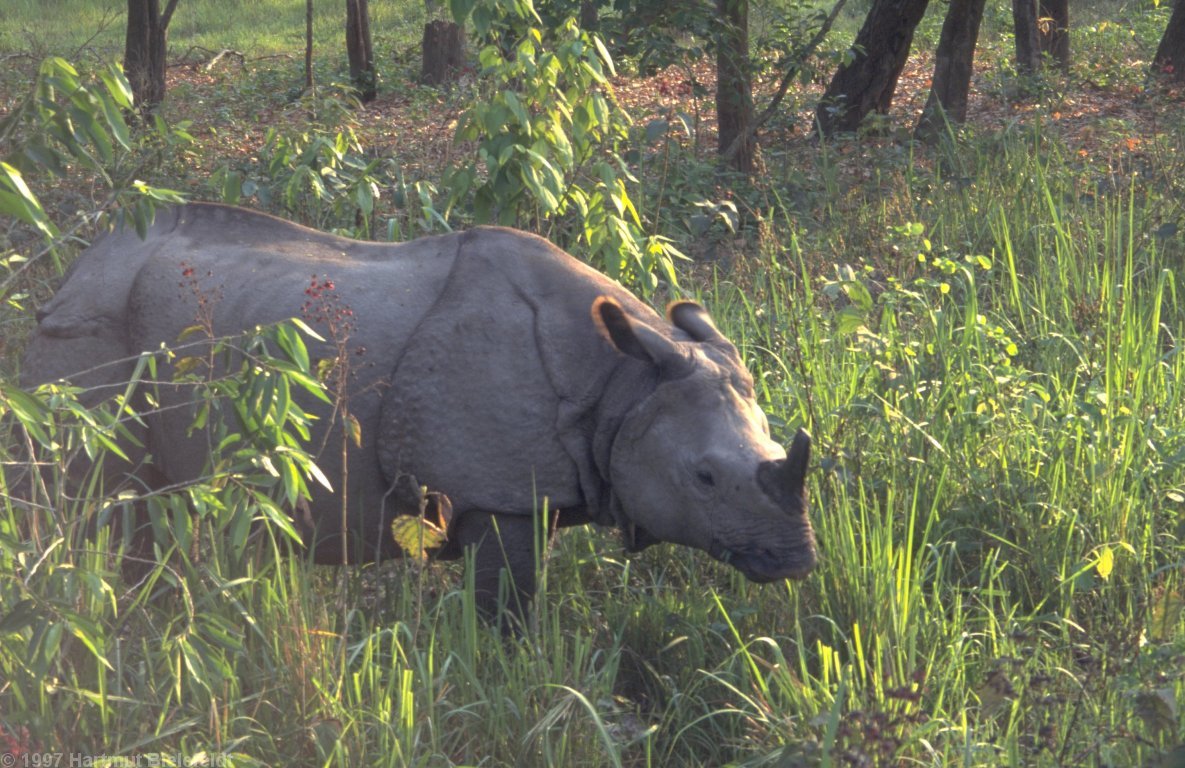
[{"x1": 453, "y1": 511, "x2": 537, "y2": 630}]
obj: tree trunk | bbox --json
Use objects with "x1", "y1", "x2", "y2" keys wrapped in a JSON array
[
  {"x1": 346, "y1": 0, "x2": 377, "y2": 102},
  {"x1": 1038, "y1": 0, "x2": 1069, "y2": 71},
  {"x1": 421, "y1": 20, "x2": 467, "y2": 85},
  {"x1": 915, "y1": 0, "x2": 986, "y2": 141},
  {"x1": 124, "y1": 0, "x2": 178, "y2": 111},
  {"x1": 1153, "y1": 0, "x2": 1185, "y2": 82},
  {"x1": 305, "y1": 0, "x2": 315, "y2": 91},
  {"x1": 580, "y1": 0, "x2": 598, "y2": 31},
  {"x1": 1012, "y1": 0, "x2": 1041, "y2": 75},
  {"x1": 815, "y1": 0, "x2": 930, "y2": 137},
  {"x1": 715, "y1": 0, "x2": 756, "y2": 173}
]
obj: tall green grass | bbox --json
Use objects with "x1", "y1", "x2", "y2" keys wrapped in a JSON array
[
  {"x1": 699, "y1": 122, "x2": 1185, "y2": 765},
  {"x1": 4, "y1": 118, "x2": 1181, "y2": 765}
]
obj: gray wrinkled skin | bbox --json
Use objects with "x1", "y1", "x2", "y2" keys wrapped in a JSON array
[{"x1": 21, "y1": 203, "x2": 817, "y2": 620}]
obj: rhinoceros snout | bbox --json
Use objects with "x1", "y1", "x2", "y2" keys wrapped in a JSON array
[
  {"x1": 712, "y1": 535, "x2": 818, "y2": 583},
  {"x1": 721, "y1": 429, "x2": 816, "y2": 582}
]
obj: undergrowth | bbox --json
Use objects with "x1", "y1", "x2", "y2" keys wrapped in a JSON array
[{"x1": 1, "y1": 2, "x2": 1184, "y2": 765}]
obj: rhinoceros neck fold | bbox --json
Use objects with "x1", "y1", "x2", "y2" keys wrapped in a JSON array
[{"x1": 562, "y1": 356, "x2": 660, "y2": 531}]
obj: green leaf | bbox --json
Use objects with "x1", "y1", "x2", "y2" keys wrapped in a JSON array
[
  {"x1": 504, "y1": 91, "x2": 530, "y2": 128},
  {"x1": 84, "y1": 428, "x2": 131, "y2": 463},
  {"x1": 97, "y1": 86, "x2": 132, "y2": 150},
  {"x1": 20, "y1": 142, "x2": 68, "y2": 177},
  {"x1": 593, "y1": 35, "x2": 616, "y2": 77},
  {"x1": 98, "y1": 64, "x2": 134, "y2": 109},
  {"x1": 2, "y1": 385, "x2": 52, "y2": 446},
  {"x1": 69, "y1": 99, "x2": 114, "y2": 164},
  {"x1": 843, "y1": 280, "x2": 874, "y2": 312},
  {"x1": 273, "y1": 322, "x2": 311, "y2": 370},
  {"x1": 253, "y1": 493, "x2": 305, "y2": 544},
  {"x1": 279, "y1": 455, "x2": 301, "y2": 505},
  {"x1": 0, "y1": 599, "x2": 39, "y2": 633},
  {"x1": 450, "y1": 0, "x2": 477, "y2": 24},
  {"x1": 0, "y1": 162, "x2": 58, "y2": 240},
  {"x1": 836, "y1": 305, "x2": 865, "y2": 335}
]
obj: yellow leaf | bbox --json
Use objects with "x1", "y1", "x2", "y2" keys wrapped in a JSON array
[
  {"x1": 346, "y1": 413, "x2": 362, "y2": 448},
  {"x1": 178, "y1": 324, "x2": 207, "y2": 341},
  {"x1": 390, "y1": 516, "x2": 447, "y2": 560},
  {"x1": 174, "y1": 356, "x2": 203, "y2": 376},
  {"x1": 1096, "y1": 545, "x2": 1114, "y2": 581}
]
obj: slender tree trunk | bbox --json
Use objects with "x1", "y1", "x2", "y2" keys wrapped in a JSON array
[
  {"x1": 720, "y1": 0, "x2": 848, "y2": 163},
  {"x1": 1153, "y1": 0, "x2": 1185, "y2": 82},
  {"x1": 915, "y1": 0, "x2": 986, "y2": 141},
  {"x1": 1012, "y1": 0, "x2": 1041, "y2": 74},
  {"x1": 124, "y1": 0, "x2": 178, "y2": 111},
  {"x1": 815, "y1": 0, "x2": 930, "y2": 137},
  {"x1": 346, "y1": 0, "x2": 377, "y2": 102},
  {"x1": 305, "y1": 0, "x2": 315, "y2": 91},
  {"x1": 715, "y1": 0, "x2": 756, "y2": 173},
  {"x1": 1038, "y1": 0, "x2": 1069, "y2": 70}
]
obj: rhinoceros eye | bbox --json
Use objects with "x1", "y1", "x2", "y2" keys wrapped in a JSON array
[{"x1": 695, "y1": 470, "x2": 716, "y2": 487}]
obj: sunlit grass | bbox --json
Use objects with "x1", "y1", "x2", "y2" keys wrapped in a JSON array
[{"x1": 0, "y1": 0, "x2": 429, "y2": 63}]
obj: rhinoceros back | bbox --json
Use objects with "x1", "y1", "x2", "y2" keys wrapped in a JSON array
[
  {"x1": 21, "y1": 204, "x2": 468, "y2": 562},
  {"x1": 20, "y1": 209, "x2": 184, "y2": 395},
  {"x1": 378, "y1": 226, "x2": 663, "y2": 525}
]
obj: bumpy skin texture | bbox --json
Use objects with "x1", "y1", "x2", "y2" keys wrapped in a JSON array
[{"x1": 22, "y1": 203, "x2": 817, "y2": 621}]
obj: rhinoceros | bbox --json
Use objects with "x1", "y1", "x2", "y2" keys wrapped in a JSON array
[{"x1": 20, "y1": 203, "x2": 816, "y2": 619}]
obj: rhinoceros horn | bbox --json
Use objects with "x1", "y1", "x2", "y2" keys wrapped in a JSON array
[{"x1": 757, "y1": 429, "x2": 812, "y2": 510}]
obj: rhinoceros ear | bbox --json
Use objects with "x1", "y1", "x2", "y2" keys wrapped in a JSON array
[
  {"x1": 593, "y1": 296, "x2": 688, "y2": 374},
  {"x1": 668, "y1": 300, "x2": 740, "y2": 358},
  {"x1": 668, "y1": 301, "x2": 723, "y2": 344}
]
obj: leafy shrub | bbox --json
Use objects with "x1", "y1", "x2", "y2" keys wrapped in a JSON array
[
  {"x1": 208, "y1": 86, "x2": 400, "y2": 239},
  {"x1": 0, "y1": 319, "x2": 329, "y2": 749},
  {"x1": 0, "y1": 57, "x2": 188, "y2": 250},
  {"x1": 447, "y1": 0, "x2": 683, "y2": 293}
]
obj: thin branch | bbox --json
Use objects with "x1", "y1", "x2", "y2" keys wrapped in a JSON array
[
  {"x1": 69, "y1": 5, "x2": 121, "y2": 62},
  {"x1": 161, "y1": 0, "x2": 182, "y2": 32},
  {"x1": 720, "y1": 0, "x2": 848, "y2": 163}
]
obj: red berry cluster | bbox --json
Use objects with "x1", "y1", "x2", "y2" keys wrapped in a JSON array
[
  {"x1": 177, "y1": 260, "x2": 217, "y2": 314},
  {"x1": 301, "y1": 274, "x2": 355, "y2": 338}
]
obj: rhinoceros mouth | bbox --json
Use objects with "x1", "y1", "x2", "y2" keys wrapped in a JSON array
[{"x1": 710, "y1": 541, "x2": 817, "y2": 583}]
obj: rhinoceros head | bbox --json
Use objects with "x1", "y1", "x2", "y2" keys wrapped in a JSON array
[{"x1": 593, "y1": 297, "x2": 817, "y2": 583}]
